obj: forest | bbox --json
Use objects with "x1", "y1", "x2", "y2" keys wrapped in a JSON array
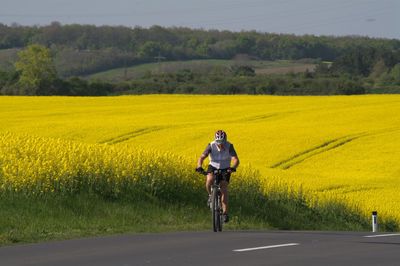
[{"x1": 0, "y1": 22, "x2": 399, "y2": 95}]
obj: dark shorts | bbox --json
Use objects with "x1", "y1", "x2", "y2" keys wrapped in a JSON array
[{"x1": 207, "y1": 165, "x2": 231, "y2": 183}]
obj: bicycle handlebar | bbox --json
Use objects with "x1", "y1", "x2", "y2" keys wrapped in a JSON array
[{"x1": 195, "y1": 167, "x2": 235, "y2": 176}]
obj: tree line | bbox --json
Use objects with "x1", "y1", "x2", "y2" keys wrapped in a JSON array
[{"x1": 0, "y1": 23, "x2": 399, "y2": 95}]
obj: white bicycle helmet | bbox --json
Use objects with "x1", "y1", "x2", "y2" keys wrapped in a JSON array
[{"x1": 215, "y1": 130, "x2": 227, "y2": 144}]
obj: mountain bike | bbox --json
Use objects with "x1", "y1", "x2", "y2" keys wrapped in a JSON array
[{"x1": 198, "y1": 168, "x2": 231, "y2": 232}]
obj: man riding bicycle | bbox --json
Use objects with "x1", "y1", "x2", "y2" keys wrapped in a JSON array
[{"x1": 196, "y1": 130, "x2": 240, "y2": 223}]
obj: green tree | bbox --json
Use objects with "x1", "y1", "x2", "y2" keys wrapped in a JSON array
[
  {"x1": 369, "y1": 59, "x2": 388, "y2": 79},
  {"x1": 235, "y1": 35, "x2": 256, "y2": 54},
  {"x1": 137, "y1": 41, "x2": 162, "y2": 58},
  {"x1": 230, "y1": 65, "x2": 255, "y2": 77},
  {"x1": 389, "y1": 64, "x2": 400, "y2": 85},
  {"x1": 14, "y1": 44, "x2": 57, "y2": 95}
]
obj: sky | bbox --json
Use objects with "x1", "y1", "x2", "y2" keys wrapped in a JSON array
[{"x1": 0, "y1": 0, "x2": 399, "y2": 39}]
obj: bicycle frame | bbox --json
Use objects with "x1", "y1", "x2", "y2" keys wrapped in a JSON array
[
  {"x1": 210, "y1": 169, "x2": 229, "y2": 232},
  {"x1": 197, "y1": 168, "x2": 230, "y2": 232}
]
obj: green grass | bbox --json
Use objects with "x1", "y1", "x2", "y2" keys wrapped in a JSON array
[
  {"x1": 1, "y1": 183, "x2": 384, "y2": 246},
  {"x1": 86, "y1": 59, "x2": 229, "y2": 81},
  {"x1": 86, "y1": 59, "x2": 316, "y2": 82},
  {"x1": 0, "y1": 193, "x2": 272, "y2": 246},
  {"x1": 0, "y1": 194, "x2": 207, "y2": 245}
]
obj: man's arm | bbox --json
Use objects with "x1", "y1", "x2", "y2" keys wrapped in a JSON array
[
  {"x1": 197, "y1": 144, "x2": 211, "y2": 168},
  {"x1": 231, "y1": 155, "x2": 240, "y2": 169},
  {"x1": 197, "y1": 154, "x2": 207, "y2": 169},
  {"x1": 229, "y1": 144, "x2": 240, "y2": 169}
]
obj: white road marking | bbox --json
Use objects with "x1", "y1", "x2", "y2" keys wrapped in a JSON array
[
  {"x1": 364, "y1": 233, "x2": 400, "y2": 238},
  {"x1": 233, "y1": 243, "x2": 299, "y2": 252}
]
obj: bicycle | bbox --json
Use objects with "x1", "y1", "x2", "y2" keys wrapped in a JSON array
[{"x1": 197, "y1": 168, "x2": 232, "y2": 232}]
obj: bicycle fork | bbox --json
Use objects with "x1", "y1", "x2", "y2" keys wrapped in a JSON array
[{"x1": 211, "y1": 186, "x2": 222, "y2": 211}]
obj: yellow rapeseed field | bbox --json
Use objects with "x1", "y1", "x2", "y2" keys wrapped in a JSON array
[{"x1": 1, "y1": 95, "x2": 400, "y2": 224}]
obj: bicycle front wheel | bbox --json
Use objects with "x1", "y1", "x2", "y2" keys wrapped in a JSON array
[
  {"x1": 211, "y1": 188, "x2": 220, "y2": 232},
  {"x1": 217, "y1": 194, "x2": 223, "y2": 232}
]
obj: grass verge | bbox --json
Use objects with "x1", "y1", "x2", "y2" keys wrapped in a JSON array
[
  {"x1": 1, "y1": 185, "x2": 389, "y2": 246},
  {"x1": 0, "y1": 193, "x2": 273, "y2": 246}
]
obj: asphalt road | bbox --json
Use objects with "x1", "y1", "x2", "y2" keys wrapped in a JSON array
[{"x1": 1, "y1": 231, "x2": 400, "y2": 266}]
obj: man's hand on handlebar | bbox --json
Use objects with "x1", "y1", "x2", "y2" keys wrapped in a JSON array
[
  {"x1": 227, "y1": 167, "x2": 236, "y2": 173},
  {"x1": 195, "y1": 166, "x2": 203, "y2": 173},
  {"x1": 196, "y1": 167, "x2": 207, "y2": 175}
]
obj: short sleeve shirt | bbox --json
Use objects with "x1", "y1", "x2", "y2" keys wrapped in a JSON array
[{"x1": 202, "y1": 141, "x2": 237, "y2": 169}]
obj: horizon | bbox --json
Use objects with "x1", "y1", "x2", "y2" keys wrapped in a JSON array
[
  {"x1": 2, "y1": 21, "x2": 398, "y2": 41},
  {"x1": 0, "y1": 0, "x2": 399, "y2": 40}
]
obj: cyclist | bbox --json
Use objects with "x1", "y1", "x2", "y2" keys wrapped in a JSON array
[{"x1": 196, "y1": 130, "x2": 240, "y2": 223}]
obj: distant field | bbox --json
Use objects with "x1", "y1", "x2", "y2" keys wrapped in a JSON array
[
  {"x1": 255, "y1": 63, "x2": 316, "y2": 74},
  {"x1": 1, "y1": 95, "x2": 399, "y2": 227},
  {"x1": 86, "y1": 59, "x2": 317, "y2": 82},
  {"x1": 0, "y1": 50, "x2": 317, "y2": 81}
]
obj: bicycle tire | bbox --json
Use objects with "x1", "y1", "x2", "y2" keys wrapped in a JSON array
[
  {"x1": 212, "y1": 187, "x2": 219, "y2": 232},
  {"x1": 217, "y1": 193, "x2": 223, "y2": 232}
]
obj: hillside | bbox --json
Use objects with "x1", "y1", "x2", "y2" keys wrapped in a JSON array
[
  {"x1": 86, "y1": 59, "x2": 317, "y2": 82},
  {"x1": 0, "y1": 23, "x2": 399, "y2": 77},
  {"x1": 0, "y1": 24, "x2": 399, "y2": 95}
]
